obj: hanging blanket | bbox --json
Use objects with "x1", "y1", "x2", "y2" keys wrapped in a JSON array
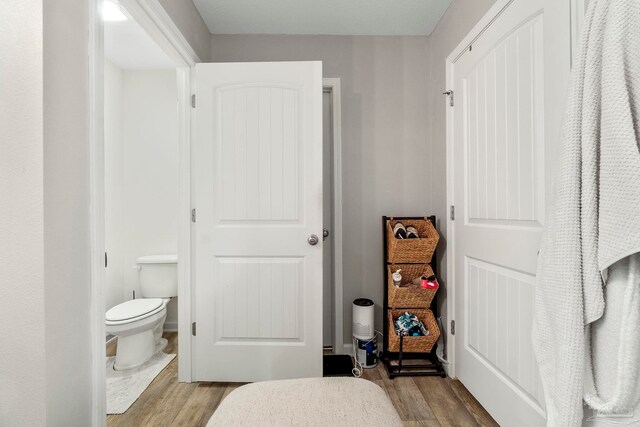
[{"x1": 532, "y1": 0, "x2": 640, "y2": 425}]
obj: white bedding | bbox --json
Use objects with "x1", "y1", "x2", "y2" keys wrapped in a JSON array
[{"x1": 207, "y1": 377, "x2": 402, "y2": 427}]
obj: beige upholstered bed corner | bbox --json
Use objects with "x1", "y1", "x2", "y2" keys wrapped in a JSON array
[{"x1": 207, "y1": 377, "x2": 403, "y2": 426}]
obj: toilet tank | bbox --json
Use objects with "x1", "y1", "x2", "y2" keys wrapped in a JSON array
[{"x1": 137, "y1": 254, "x2": 178, "y2": 298}]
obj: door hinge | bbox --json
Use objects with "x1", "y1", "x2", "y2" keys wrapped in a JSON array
[
  {"x1": 191, "y1": 208, "x2": 196, "y2": 223},
  {"x1": 191, "y1": 94, "x2": 196, "y2": 108},
  {"x1": 450, "y1": 320, "x2": 456, "y2": 335},
  {"x1": 443, "y1": 90, "x2": 454, "y2": 107},
  {"x1": 450, "y1": 205, "x2": 455, "y2": 221},
  {"x1": 192, "y1": 322, "x2": 197, "y2": 336}
]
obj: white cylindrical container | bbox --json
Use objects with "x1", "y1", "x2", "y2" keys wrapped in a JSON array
[{"x1": 352, "y1": 298, "x2": 375, "y2": 340}]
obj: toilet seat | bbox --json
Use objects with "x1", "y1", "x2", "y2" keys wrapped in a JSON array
[{"x1": 106, "y1": 298, "x2": 165, "y2": 325}]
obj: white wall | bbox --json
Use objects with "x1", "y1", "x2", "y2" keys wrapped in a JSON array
[
  {"x1": 122, "y1": 69, "x2": 179, "y2": 323},
  {"x1": 43, "y1": 0, "x2": 93, "y2": 422},
  {"x1": 210, "y1": 35, "x2": 431, "y2": 344},
  {"x1": 105, "y1": 60, "x2": 126, "y2": 314},
  {"x1": 2, "y1": 1, "x2": 93, "y2": 424},
  {"x1": 104, "y1": 69, "x2": 179, "y2": 324},
  {"x1": 0, "y1": 1, "x2": 46, "y2": 425}
]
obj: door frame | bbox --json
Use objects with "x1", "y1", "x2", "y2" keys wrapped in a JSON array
[
  {"x1": 444, "y1": 0, "x2": 587, "y2": 379},
  {"x1": 322, "y1": 78, "x2": 344, "y2": 354},
  {"x1": 89, "y1": 0, "x2": 199, "y2": 424}
]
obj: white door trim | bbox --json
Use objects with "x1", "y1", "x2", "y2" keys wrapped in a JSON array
[
  {"x1": 89, "y1": 0, "x2": 199, "y2": 424},
  {"x1": 323, "y1": 78, "x2": 344, "y2": 354},
  {"x1": 444, "y1": 0, "x2": 587, "y2": 380}
]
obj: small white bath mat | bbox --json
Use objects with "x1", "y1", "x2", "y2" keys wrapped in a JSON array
[{"x1": 106, "y1": 352, "x2": 176, "y2": 414}]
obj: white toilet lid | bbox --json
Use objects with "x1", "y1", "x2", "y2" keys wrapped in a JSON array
[{"x1": 106, "y1": 298, "x2": 164, "y2": 322}]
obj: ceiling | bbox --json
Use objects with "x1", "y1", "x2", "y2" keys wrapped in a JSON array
[
  {"x1": 104, "y1": 6, "x2": 175, "y2": 70},
  {"x1": 192, "y1": 0, "x2": 454, "y2": 36}
]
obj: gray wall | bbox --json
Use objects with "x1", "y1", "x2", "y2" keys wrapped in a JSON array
[
  {"x1": 211, "y1": 0, "x2": 499, "y2": 347},
  {"x1": 159, "y1": 0, "x2": 211, "y2": 61},
  {"x1": 0, "y1": 0, "x2": 92, "y2": 425},
  {"x1": 427, "y1": 0, "x2": 496, "y2": 337},
  {"x1": 210, "y1": 35, "x2": 432, "y2": 346}
]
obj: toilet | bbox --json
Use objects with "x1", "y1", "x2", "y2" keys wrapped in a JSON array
[{"x1": 106, "y1": 254, "x2": 177, "y2": 370}]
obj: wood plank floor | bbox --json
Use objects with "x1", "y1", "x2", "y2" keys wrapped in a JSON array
[{"x1": 107, "y1": 333, "x2": 498, "y2": 427}]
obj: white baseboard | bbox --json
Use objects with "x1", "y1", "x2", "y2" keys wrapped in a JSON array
[
  {"x1": 342, "y1": 343, "x2": 353, "y2": 356},
  {"x1": 164, "y1": 322, "x2": 178, "y2": 332}
]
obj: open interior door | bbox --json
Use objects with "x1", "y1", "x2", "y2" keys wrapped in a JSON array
[
  {"x1": 449, "y1": 0, "x2": 571, "y2": 425},
  {"x1": 193, "y1": 61, "x2": 323, "y2": 382}
]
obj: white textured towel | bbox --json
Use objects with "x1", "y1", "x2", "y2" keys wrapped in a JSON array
[
  {"x1": 585, "y1": 254, "x2": 640, "y2": 415},
  {"x1": 532, "y1": 0, "x2": 640, "y2": 425}
]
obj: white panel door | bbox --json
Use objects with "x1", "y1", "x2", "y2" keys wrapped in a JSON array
[
  {"x1": 194, "y1": 62, "x2": 323, "y2": 382},
  {"x1": 450, "y1": 0, "x2": 571, "y2": 425}
]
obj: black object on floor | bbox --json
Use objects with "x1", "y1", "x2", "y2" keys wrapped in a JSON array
[{"x1": 323, "y1": 354, "x2": 354, "y2": 377}]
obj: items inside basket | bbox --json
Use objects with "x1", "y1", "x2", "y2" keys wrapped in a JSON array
[
  {"x1": 386, "y1": 218, "x2": 439, "y2": 264},
  {"x1": 387, "y1": 264, "x2": 439, "y2": 308},
  {"x1": 389, "y1": 220, "x2": 436, "y2": 240},
  {"x1": 393, "y1": 311, "x2": 430, "y2": 336},
  {"x1": 392, "y1": 269, "x2": 439, "y2": 290},
  {"x1": 387, "y1": 308, "x2": 440, "y2": 353}
]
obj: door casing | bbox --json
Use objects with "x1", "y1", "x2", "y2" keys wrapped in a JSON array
[{"x1": 322, "y1": 78, "x2": 344, "y2": 354}]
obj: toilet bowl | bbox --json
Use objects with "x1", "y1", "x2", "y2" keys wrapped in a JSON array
[
  {"x1": 106, "y1": 298, "x2": 169, "y2": 370},
  {"x1": 106, "y1": 254, "x2": 178, "y2": 370}
]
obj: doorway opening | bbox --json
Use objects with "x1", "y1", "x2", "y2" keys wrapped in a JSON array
[
  {"x1": 322, "y1": 79, "x2": 344, "y2": 354},
  {"x1": 90, "y1": 0, "x2": 198, "y2": 422},
  {"x1": 102, "y1": 0, "x2": 182, "y2": 419}
]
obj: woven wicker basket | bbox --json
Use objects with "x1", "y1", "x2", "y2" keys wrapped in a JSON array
[
  {"x1": 387, "y1": 264, "x2": 437, "y2": 308},
  {"x1": 387, "y1": 219, "x2": 439, "y2": 263},
  {"x1": 387, "y1": 309, "x2": 440, "y2": 353}
]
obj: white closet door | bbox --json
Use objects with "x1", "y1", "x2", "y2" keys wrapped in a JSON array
[
  {"x1": 193, "y1": 61, "x2": 323, "y2": 382},
  {"x1": 449, "y1": 0, "x2": 571, "y2": 424}
]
